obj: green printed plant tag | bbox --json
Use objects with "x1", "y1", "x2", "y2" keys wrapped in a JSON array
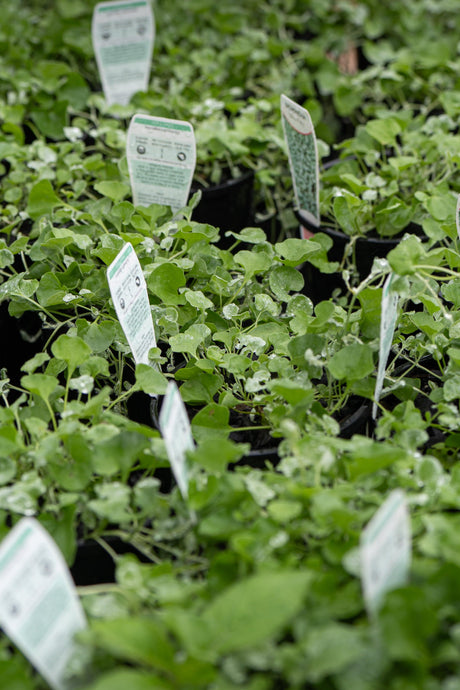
[
  {"x1": 373, "y1": 272, "x2": 398, "y2": 419},
  {"x1": 107, "y1": 243, "x2": 156, "y2": 365},
  {"x1": 92, "y1": 0, "x2": 155, "y2": 106},
  {"x1": 281, "y1": 94, "x2": 320, "y2": 231},
  {"x1": 127, "y1": 114, "x2": 196, "y2": 212},
  {"x1": 0, "y1": 518, "x2": 86, "y2": 690},
  {"x1": 360, "y1": 490, "x2": 411, "y2": 616},
  {"x1": 159, "y1": 381, "x2": 194, "y2": 499},
  {"x1": 456, "y1": 193, "x2": 460, "y2": 239}
]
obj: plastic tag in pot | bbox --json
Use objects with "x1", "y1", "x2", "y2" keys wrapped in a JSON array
[{"x1": 92, "y1": 0, "x2": 155, "y2": 106}]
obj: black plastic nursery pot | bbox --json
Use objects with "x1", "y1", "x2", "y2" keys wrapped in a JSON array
[
  {"x1": 294, "y1": 208, "x2": 400, "y2": 303},
  {"x1": 190, "y1": 169, "x2": 254, "y2": 247}
]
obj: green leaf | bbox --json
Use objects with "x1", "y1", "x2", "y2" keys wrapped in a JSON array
[
  {"x1": 89, "y1": 617, "x2": 175, "y2": 671},
  {"x1": 0, "y1": 458, "x2": 16, "y2": 485},
  {"x1": 94, "y1": 181, "x2": 131, "y2": 203},
  {"x1": 148, "y1": 264, "x2": 186, "y2": 305},
  {"x1": 191, "y1": 403, "x2": 230, "y2": 442},
  {"x1": 170, "y1": 324, "x2": 211, "y2": 358},
  {"x1": 39, "y1": 506, "x2": 76, "y2": 566},
  {"x1": 82, "y1": 321, "x2": 116, "y2": 353},
  {"x1": 303, "y1": 623, "x2": 366, "y2": 682},
  {"x1": 275, "y1": 238, "x2": 323, "y2": 266},
  {"x1": 227, "y1": 227, "x2": 267, "y2": 244},
  {"x1": 184, "y1": 289, "x2": 214, "y2": 311},
  {"x1": 333, "y1": 195, "x2": 359, "y2": 236},
  {"x1": 380, "y1": 588, "x2": 438, "y2": 663},
  {"x1": 88, "y1": 482, "x2": 132, "y2": 522},
  {"x1": 21, "y1": 352, "x2": 50, "y2": 374},
  {"x1": 269, "y1": 265, "x2": 304, "y2": 301},
  {"x1": 203, "y1": 570, "x2": 311, "y2": 655},
  {"x1": 36, "y1": 272, "x2": 67, "y2": 307},
  {"x1": 358, "y1": 287, "x2": 383, "y2": 339},
  {"x1": 0, "y1": 658, "x2": 36, "y2": 690},
  {"x1": 167, "y1": 570, "x2": 311, "y2": 659},
  {"x1": 387, "y1": 234, "x2": 426, "y2": 275},
  {"x1": 365, "y1": 117, "x2": 401, "y2": 146},
  {"x1": 267, "y1": 499, "x2": 302, "y2": 523},
  {"x1": 346, "y1": 438, "x2": 408, "y2": 479},
  {"x1": 21, "y1": 374, "x2": 59, "y2": 401},
  {"x1": 30, "y1": 101, "x2": 67, "y2": 140},
  {"x1": 234, "y1": 249, "x2": 272, "y2": 278},
  {"x1": 375, "y1": 198, "x2": 413, "y2": 237},
  {"x1": 134, "y1": 364, "x2": 168, "y2": 395},
  {"x1": 92, "y1": 432, "x2": 149, "y2": 477},
  {"x1": 178, "y1": 370, "x2": 223, "y2": 404},
  {"x1": 51, "y1": 334, "x2": 92, "y2": 378},
  {"x1": 328, "y1": 344, "x2": 374, "y2": 383},
  {"x1": 84, "y1": 669, "x2": 170, "y2": 690},
  {"x1": 26, "y1": 180, "x2": 63, "y2": 220},
  {"x1": 189, "y1": 438, "x2": 249, "y2": 473}
]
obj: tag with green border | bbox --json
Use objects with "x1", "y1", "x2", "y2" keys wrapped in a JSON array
[
  {"x1": 281, "y1": 94, "x2": 320, "y2": 233},
  {"x1": 373, "y1": 272, "x2": 398, "y2": 419},
  {"x1": 456, "y1": 193, "x2": 460, "y2": 239},
  {"x1": 92, "y1": 0, "x2": 155, "y2": 105},
  {"x1": 127, "y1": 114, "x2": 196, "y2": 212},
  {"x1": 107, "y1": 242, "x2": 156, "y2": 365},
  {"x1": 360, "y1": 489, "x2": 411, "y2": 616},
  {"x1": 159, "y1": 381, "x2": 194, "y2": 498},
  {"x1": 0, "y1": 518, "x2": 86, "y2": 690}
]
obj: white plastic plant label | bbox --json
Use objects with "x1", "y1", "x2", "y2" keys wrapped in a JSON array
[
  {"x1": 372, "y1": 272, "x2": 398, "y2": 419},
  {"x1": 92, "y1": 0, "x2": 155, "y2": 106},
  {"x1": 456, "y1": 193, "x2": 460, "y2": 239},
  {"x1": 127, "y1": 114, "x2": 196, "y2": 212},
  {"x1": 281, "y1": 94, "x2": 320, "y2": 232},
  {"x1": 0, "y1": 518, "x2": 86, "y2": 690},
  {"x1": 361, "y1": 489, "x2": 411, "y2": 616},
  {"x1": 107, "y1": 242, "x2": 156, "y2": 365},
  {"x1": 159, "y1": 381, "x2": 194, "y2": 499}
]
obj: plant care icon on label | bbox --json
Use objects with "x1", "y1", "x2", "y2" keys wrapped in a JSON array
[
  {"x1": 127, "y1": 114, "x2": 196, "y2": 212},
  {"x1": 281, "y1": 94, "x2": 320, "y2": 240},
  {"x1": 92, "y1": 0, "x2": 155, "y2": 106}
]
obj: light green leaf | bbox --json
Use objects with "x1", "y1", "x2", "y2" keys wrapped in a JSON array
[
  {"x1": 328, "y1": 344, "x2": 374, "y2": 383},
  {"x1": 170, "y1": 324, "x2": 211, "y2": 358},
  {"x1": 275, "y1": 238, "x2": 323, "y2": 266},
  {"x1": 202, "y1": 570, "x2": 311, "y2": 655},
  {"x1": 184, "y1": 290, "x2": 214, "y2": 311},
  {"x1": 134, "y1": 364, "x2": 168, "y2": 395},
  {"x1": 191, "y1": 403, "x2": 230, "y2": 442},
  {"x1": 21, "y1": 374, "x2": 59, "y2": 401},
  {"x1": 148, "y1": 264, "x2": 186, "y2": 305},
  {"x1": 365, "y1": 117, "x2": 401, "y2": 146},
  {"x1": 189, "y1": 438, "x2": 249, "y2": 472},
  {"x1": 89, "y1": 617, "x2": 175, "y2": 671},
  {"x1": 51, "y1": 334, "x2": 92, "y2": 378},
  {"x1": 84, "y1": 668, "x2": 170, "y2": 690},
  {"x1": 234, "y1": 249, "x2": 272, "y2": 278},
  {"x1": 269, "y1": 265, "x2": 304, "y2": 301},
  {"x1": 26, "y1": 180, "x2": 63, "y2": 220},
  {"x1": 387, "y1": 235, "x2": 426, "y2": 275},
  {"x1": 94, "y1": 181, "x2": 130, "y2": 203}
]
